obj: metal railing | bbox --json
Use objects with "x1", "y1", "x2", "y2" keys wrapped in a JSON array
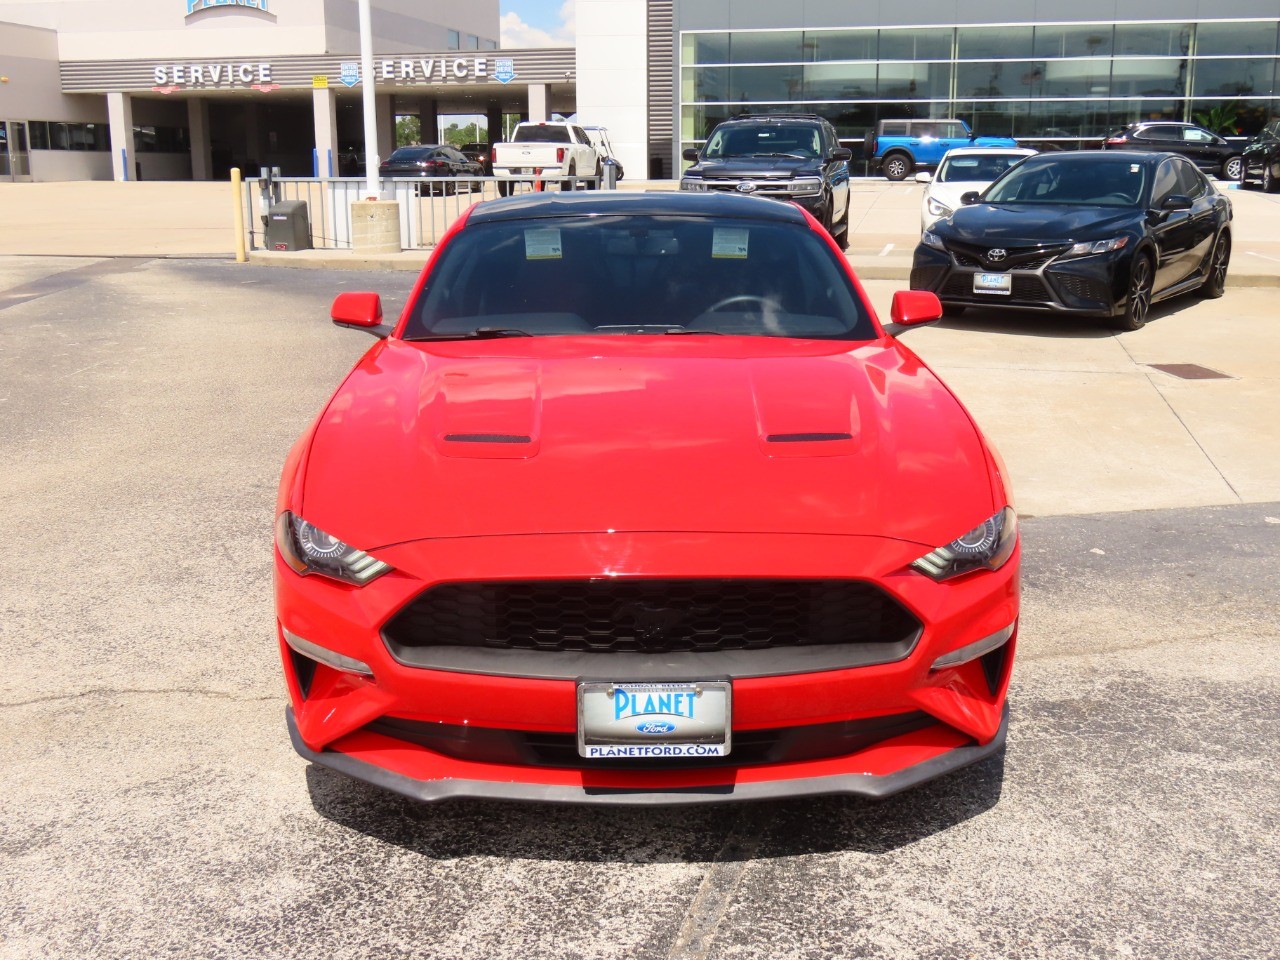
[{"x1": 243, "y1": 174, "x2": 607, "y2": 252}]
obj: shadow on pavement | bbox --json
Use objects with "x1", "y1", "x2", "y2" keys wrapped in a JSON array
[
  {"x1": 939, "y1": 289, "x2": 1209, "y2": 339},
  {"x1": 302, "y1": 748, "x2": 1005, "y2": 863}
]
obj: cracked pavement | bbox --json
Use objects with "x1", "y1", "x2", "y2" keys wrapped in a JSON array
[{"x1": 1, "y1": 258, "x2": 1277, "y2": 959}]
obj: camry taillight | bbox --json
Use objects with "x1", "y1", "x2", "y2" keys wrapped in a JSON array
[{"x1": 557, "y1": 147, "x2": 566, "y2": 163}]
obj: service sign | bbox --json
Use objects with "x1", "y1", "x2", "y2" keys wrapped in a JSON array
[{"x1": 153, "y1": 62, "x2": 273, "y2": 86}]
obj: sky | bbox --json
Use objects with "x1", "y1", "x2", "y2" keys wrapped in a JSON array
[{"x1": 499, "y1": 0, "x2": 576, "y2": 47}]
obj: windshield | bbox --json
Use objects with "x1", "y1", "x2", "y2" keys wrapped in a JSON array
[
  {"x1": 701, "y1": 124, "x2": 822, "y2": 159},
  {"x1": 513, "y1": 125, "x2": 571, "y2": 144},
  {"x1": 983, "y1": 157, "x2": 1148, "y2": 206},
  {"x1": 387, "y1": 147, "x2": 434, "y2": 162},
  {"x1": 937, "y1": 154, "x2": 1026, "y2": 183},
  {"x1": 404, "y1": 215, "x2": 874, "y2": 340}
]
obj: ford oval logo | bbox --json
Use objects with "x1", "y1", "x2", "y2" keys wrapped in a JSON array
[
  {"x1": 736, "y1": 181, "x2": 758, "y2": 194},
  {"x1": 637, "y1": 721, "x2": 676, "y2": 735}
]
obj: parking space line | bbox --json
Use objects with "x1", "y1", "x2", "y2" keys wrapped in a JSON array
[
  {"x1": 1246, "y1": 251, "x2": 1280, "y2": 264},
  {"x1": 879, "y1": 243, "x2": 895, "y2": 256}
]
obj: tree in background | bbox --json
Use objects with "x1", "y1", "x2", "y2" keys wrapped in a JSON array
[
  {"x1": 1192, "y1": 102, "x2": 1241, "y2": 136},
  {"x1": 443, "y1": 122, "x2": 482, "y2": 146},
  {"x1": 395, "y1": 116, "x2": 421, "y2": 147}
]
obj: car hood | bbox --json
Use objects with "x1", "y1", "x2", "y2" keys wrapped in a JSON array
[
  {"x1": 938, "y1": 203, "x2": 1143, "y2": 243},
  {"x1": 691, "y1": 157, "x2": 820, "y2": 179},
  {"x1": 300, "y1": 338, "x2": 995, "y2": 548}
]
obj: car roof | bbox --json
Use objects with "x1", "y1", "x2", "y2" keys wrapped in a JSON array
[
  {"x1": 467, "y1": 191, "x2": 812, "y2": 226},
  {"x1": 1130, "y1": 121, "x2": 1199, "y2": 128},
  {"x1": 1022, "y1": 150, "x2": 1167, "y2": 165},
  {"x1": 392, "y1": 144, "x2": 444, "y2": 152}
]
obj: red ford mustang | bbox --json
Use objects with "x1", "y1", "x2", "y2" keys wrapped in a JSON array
[{"x1": 275, "y1": 192, "x2": 1019, "y2": 805}]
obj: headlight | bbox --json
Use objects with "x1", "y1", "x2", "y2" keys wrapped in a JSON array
[
  {"x1": 275, "y1": 512, "x2": 392, "y2": 585},
  {"x1": 787, "y1": 177, "x2": 823, "y2": 197},
  {"x1": 921, "y1": 230, "x2": 947, "y2": 251},
  {"x1": 680, "y1": 179, "x2": 708, "y2": 192},
  {"x1": 926, "y1": 196, "x2": 953, "y2": 217},
  {"x1": 911, "y1": 507, "x2": 1018, "y2": 581},
  {"x1": 1061, "y1": 236, "x2": 1130, "y2": 259}
]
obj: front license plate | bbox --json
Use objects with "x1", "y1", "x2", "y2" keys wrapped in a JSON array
[
  {"x1": 974, "y1": 273, "x2": 1012, "y2": 295},
  {"x1": 577, "y1": 681, "x2": 731, "y2": 759}
]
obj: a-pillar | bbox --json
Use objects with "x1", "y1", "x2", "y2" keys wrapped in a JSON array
[
  {"x1": 527, "y1": 83, "x2": 548, "y2": 123},
  {"x1": 376, "y1": 93, "x2": 395, "y2": 162},
  {"x1": 312, "y1": 86, "x2": 338, "y2": 177},
  {"x1": 416, "y1": 98, "x2": 439, "y2": 145},
  {"x1": 106, "y1": 92, "x2": 135, "y2": 182},
  {"x1": 187, "y1": 98, "x2": 211, "y2": 181}
]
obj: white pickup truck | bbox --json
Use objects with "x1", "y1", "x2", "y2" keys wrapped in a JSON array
[{"x1": 491, "y1": 121, "x2": 602, "y2": 193}]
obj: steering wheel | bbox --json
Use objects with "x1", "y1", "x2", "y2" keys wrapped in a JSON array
[
  {"x1": 703, "y1": 295, "x2": 781, "y2": 314},
  {"x1": 1098, "y1": 193, "x2": 1133, "y2": 203}
]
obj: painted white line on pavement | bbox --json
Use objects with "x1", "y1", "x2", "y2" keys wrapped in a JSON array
[
  {"x1": 1246, "y1": 251, "x2": 1280, "y2": 264},
  {"x1": 879, "y1": 243, "x2": 895, "y2": 257}
]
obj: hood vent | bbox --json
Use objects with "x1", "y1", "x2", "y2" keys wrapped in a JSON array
[
  {"x1": 766, "y1": 432, "x2": 854, "y2": 443},
  {"x1": 443, "y1": 433, "x2": 533, "y2": 444}
]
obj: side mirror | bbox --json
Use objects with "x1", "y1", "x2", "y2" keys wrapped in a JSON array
[
  {"x1": 884, "y1": 290, "x2": 943, "y2": 336},
  {"x1": 830, "y1": 147, "x2": 853, "y2": 162},
  {"x1": 682, "y1": 147, "x2": 700, "y2": 162},
  {"x1": 1161, "y1": 194, "x2": 1193, "y2": 212},
  {"x1": 960, "y1": 190, "x2": 981, "y2": 205},
  {"x1": 331, "y1": 291, "x2": 392, "y2": 338},
  {"x1": 914, "y1": 170, "x2": 933, "y2": 184}
]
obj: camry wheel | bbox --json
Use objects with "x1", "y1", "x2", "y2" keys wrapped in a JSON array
[
  {"x1": 1223, "y1": 157, "x2": 1243, "y2": 182},
  {"x1": 883, "y1": 154, "x2": 910, "y2": 181},
  {"x1": 1200, "y1": 232, "x2": 1230, "y2": 299},
  {"x1": 1265, "y1": 163, "x2": 1277, "y2": 194},
  {"x1": 1115, "y1": 255, "x2": 1153, "y2": 331}
]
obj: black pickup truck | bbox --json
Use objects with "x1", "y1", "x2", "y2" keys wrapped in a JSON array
[{"x1": 679, "y1": 114, "x2": 852, "y2": 245}]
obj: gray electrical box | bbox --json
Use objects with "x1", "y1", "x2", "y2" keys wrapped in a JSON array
[{"x1": 265, "y1": 200, "x2": 312, "y2": 251}]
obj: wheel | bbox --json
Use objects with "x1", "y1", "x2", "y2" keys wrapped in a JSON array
[
  {"x1": 1222, "y1": 156, "x2": 1243, "y2": 182},
  {"x1": 942, "y1": 304, "x2": 967, "y2": 317},
  {"x1": 1114, "y1": 254, "x2": 1154, "y2": 331},
  {"x1": 833, "y1": 196, "x2": 850, "y2": 249},
  {"x1": 1265, "y1": 162, "x2": 1277, "y2": 194},
  {"x1": 560, "y1": 162, "x2": 576, "y2": 192},
  {"x1": 883, "y1": 153, "x2": 911, "y2": 181},
  {"x1": 586, "y1": 162, "x2": 601, "y2": 190},
  {"x1": 1200, "y1": 232, "x2": 1230, "y2": 299},
  {"x1": 497, "y1": 179, "x2": 515, "y2": 197}
]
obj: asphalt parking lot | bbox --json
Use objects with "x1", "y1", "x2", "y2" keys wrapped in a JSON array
[{"x1": 1, "y1": 257, "x2": 1277, "y2": 960}]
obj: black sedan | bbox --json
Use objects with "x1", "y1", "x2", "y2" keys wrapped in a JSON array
[
  {"x1": 910, "y1": 152, "x2": 1232, "y2": 331},
  {"x1": 378, "y1": 145, "x2": 483, "y2": 193},
  {"x1": 1239, "y1": 119, "x2": 1280, "y2": 193},
  {"x1": 1103, "y1": 121, "x2": 1242, "y2": 181}
]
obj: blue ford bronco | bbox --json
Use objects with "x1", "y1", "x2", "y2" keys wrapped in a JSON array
[{"x1": 866, "y1": 119, "x2": 1019, "y2": 180}]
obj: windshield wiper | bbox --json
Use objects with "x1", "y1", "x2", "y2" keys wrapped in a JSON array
[
  {"x1": 409, "y1": 327, "x2": 533, "y2": 341},
  {"x1": 751, "y1": 152, "x2": 808, "y2": 159},
  {"x1": 663, "y1": 328, "x2": 723, "y2": 335}
]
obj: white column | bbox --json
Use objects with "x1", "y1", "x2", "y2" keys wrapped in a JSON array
[
  {"x1": 376, "y1": 93, "x2": 395, "y2": 158},
  {"x1": 187, "y1": 98, "x2": 211, "y2": 181},
  {"x1": 106, "y1": 91, "x2": 135, "y2": 182},
  {"x1": 312, "y1": 87, "x2": 339, "y2": 177},
  {"x1": 527, "y1": 83, "x2": 548, "y2": 123},
  {"x1": 576, "y1": 0, "x2": 650, "y2": 180}
]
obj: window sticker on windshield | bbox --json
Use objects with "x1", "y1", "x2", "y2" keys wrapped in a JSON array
[
  {"x1": 1131, "y1": 165, "x2": 1140, "y2": 173},
  {"x1": 712, "y1": 227, "x2": 749, "y2": 259},
  {"x1": 524, "y1": 227, "x2": 563, "y2": 260}
]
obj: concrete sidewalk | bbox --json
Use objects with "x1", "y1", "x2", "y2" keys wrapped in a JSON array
[{"x1": 4, "y1": 178, "x2": 1280, "y2": 285}]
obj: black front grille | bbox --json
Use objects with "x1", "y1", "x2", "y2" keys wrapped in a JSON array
[
  {"x1": 948, "y1": 243, "x2": 1066, "y2": 272},
  {"x1": 382, "y1": 579, "x2": 921, "y2": 655},
  {"x1": 364, "y1": 711, "x2": 936, "y2": 770},
  {"x1": 1051, "y1": 273, "x2": 1111, "y2": 304}
]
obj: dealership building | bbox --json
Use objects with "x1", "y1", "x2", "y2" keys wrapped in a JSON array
[{"x1": 3, "y1": 0, "x2": 1280, "y2": 182}]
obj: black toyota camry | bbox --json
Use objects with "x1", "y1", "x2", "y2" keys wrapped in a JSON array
[{"x1": 910, "y1": 151, "x2": 1232, "y2": 330}]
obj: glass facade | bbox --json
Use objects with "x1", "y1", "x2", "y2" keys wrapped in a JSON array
[{"x1": 680, "y1": 20, "x2": 1280, "y2": 162}]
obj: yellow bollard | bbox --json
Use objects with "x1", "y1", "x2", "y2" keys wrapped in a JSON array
[{"x1": 230, "y1": 167, "x2": 247, "y2": 263}]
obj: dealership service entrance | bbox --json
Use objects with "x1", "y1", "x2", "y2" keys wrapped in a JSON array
[{"x1": 60, "y1": 48, "x2": 576, "y2": 181}]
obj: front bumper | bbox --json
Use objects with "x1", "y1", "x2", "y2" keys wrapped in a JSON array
[
  {"x1": 277, "y1": 531, "x2": 1019, "y2": 805},
  {"x1": 911, "y1": 243, "x2": 1128, "y2": 317}
]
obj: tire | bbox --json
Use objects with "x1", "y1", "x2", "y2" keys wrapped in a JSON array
[
  {"x1": 942, "y1": 304, "x2": 967, "y2": 317},
  {"x1": 1265, "y1": 162, "x2": 1277, "y2": 194},
  {"x1": 1200, "y1": 232, "x2": 1230, "y2": 299},
  {"x1": 497, "y1": 179, "x2": 515, "y2": 197},
  {"x1": 1114, "y1": 254, "x2": 1154, "y2": 331},
  {"x1": 586, "y1": 162, "x2": 601, "y2": 190},
  {"x1": 560, "y1": 162, "x2": 576, "y2": 192},
  {"x1": 834, "y1": 198, "x2": 850, "y2": 250},
  {"x1": 1222, "y1": 156, "x2": 1243, "y2": 182},
  {"x1": 883, "y1": 153, "x2": 911, "y2": 181}
]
